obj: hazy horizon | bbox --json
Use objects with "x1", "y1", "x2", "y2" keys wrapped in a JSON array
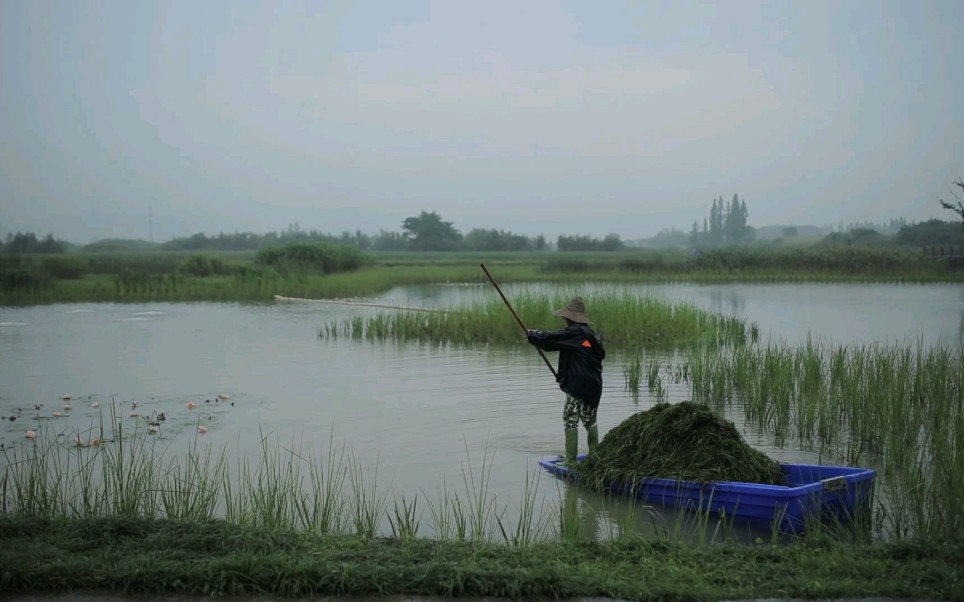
[
  {"x1": 0, "y1": 210, "x2": 926, "y2": 247},
  {"x1": 2, "y1": 1, "x2": 962, "y2": 244}
]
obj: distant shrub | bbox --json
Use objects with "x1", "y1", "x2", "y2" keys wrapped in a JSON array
[
  {"x1": 111, "y1": 270, "x2": 180, "y2": 295},
  {"x1": 255, "y1": 243, "x2": 368, "y2": 274},
  {"x1": 688, "y1": 246, "x2": 921, "y2": 273},
  {"x1": 1, "y1": 232, "x2": 67, "y2": 254},
  {"x1": 179, "y1": 254, "x2": 233, "y2": 277},
  {"x1": 540, "y1": 258, "x2": 595, "y2": 273},
  {"x1": 113, "y1": 269, "x2": 150, "y2": 289},
  {"x1": 82, "y1": 241, "x2": 126, "y2": 253},
  {"x1": 40, "y1": 255, "x2": 89, "y2": 279},
  {"x1": 618, "y1": 256, "x2": 680, "y2": 274},
  {"x1": 818, "y1": 228, "x2": 889, "y2": 247},
  {"x1": 0, "y1": 256, "x2": 24, "y2": 271},
  {"x1": 85, "y1": 253, "x2": 189, "y2": 275},
  {"x1": 0, "y1": 269, "x2": 50, "y2": 293},
  {"x1": 82, "y1": 240, "x2": 162, "y2": 253}
]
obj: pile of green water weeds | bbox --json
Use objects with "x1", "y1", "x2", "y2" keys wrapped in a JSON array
[{"x1": 578, "y1": 401, "x2": 788, "y2": 488}]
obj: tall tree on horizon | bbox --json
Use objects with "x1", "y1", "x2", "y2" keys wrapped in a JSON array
[
  {"x1": 708, "y1": 197, "x2": 723, "y2": 245},
  {"x1": 725, "y1": 194, "x2": 750, "y2": 244},
  {"x1": 401, "y1": 210, "x2": 463, "y2": 251},
  {"x1": 690, "y1": 194, "x2": 751, "y2": 246}
]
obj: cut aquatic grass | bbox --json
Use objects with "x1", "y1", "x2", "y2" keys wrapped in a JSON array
[{"x1": 578, "y1": 401, "x2": 788, "y2": 491}]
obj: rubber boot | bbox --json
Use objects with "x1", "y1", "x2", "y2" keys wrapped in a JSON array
[
  {"x1": 560, "y1": 429, "x2": 579, "y2": 467},
  {"x1": 587, "y1": 425, "x2": 600, "y2": 455}
]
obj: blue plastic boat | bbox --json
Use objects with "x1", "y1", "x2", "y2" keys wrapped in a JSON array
[{"x1": 539, "y1": 454, "x2": 877, "y2": 534}]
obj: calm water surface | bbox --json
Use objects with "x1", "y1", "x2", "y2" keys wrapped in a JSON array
[{"x1": 1, "y1": 282, "x2": 961, "y2": 538}]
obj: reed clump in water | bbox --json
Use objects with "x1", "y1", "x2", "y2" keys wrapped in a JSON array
[
  {"x1": 578, "y1": 401, "x2": 788, "y2": 489},
  {"x1": 322, "y1": 292, "x2": 755, "y2": 349}
]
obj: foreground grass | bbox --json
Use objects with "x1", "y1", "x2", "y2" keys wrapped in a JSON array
[{"x1": 0, "y1": 516, "x2": 960, "y2": 600}]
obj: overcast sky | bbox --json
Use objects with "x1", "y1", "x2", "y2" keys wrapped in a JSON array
[{"x1": 1, "y1": 0, "x2": 962, "y2": 243}]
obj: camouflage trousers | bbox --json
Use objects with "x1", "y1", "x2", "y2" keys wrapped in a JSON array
[{"x1": 563, "y1": 394, "x2": 598, "y2": 430}]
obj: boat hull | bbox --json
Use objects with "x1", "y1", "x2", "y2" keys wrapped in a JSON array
[{"x1": 539, "y1": 455, "x2": 876, "y2": 534}]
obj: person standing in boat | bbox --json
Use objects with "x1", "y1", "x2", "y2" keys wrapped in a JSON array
[{"x1": 527, "y1": 297, "x2": 606, "y2": 467}]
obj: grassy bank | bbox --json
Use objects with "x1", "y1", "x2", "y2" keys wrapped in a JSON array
[
  {"x1": 1, "y1": 516, "x2": 960, "y2": 600},
  {"x1": 3, "y1": 246, "x2": 962, "y2": 304}
]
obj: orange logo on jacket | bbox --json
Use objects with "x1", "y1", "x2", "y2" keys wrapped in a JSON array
[{"x1": 581, "y1": 339, "x2": 592, "y2": 348}]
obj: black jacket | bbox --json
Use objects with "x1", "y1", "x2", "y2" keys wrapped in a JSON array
[{"x1": 527, "y1": 323, "x2": 606, "y2": 407}]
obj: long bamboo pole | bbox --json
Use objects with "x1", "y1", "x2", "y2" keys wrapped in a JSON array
[{"x1": 480, "y1": 263, "x2": 557, "y2": 379}]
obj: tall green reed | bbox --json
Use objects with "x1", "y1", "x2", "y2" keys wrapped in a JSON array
[
  {"x1": 425, "y1": 479, "x2": 465, "y2": 541},
  {"x1": 496, "y1": 469, "x2": 553, "y2": 546},
  {"x1": 387, "y1": 495, "x2": 420, "y2": 540},
  {"x1": 687, "y1": 339, "x2": 964, "y2": 539},
  {"x1": 623, "y1": 352, "x2": 643, "y2": 400},
  {"x1": 322, "y1": 291, "x2": 753, "y2": 350},
  {"x1": 347, "y1": 455, "x2": 389, "y2": 539},
  {"x1": 159, "y1": 439, "x2": 225, "y2": 522},
  {"x1": 460, "y1": 443, "x2": 503, "y2": 542}
]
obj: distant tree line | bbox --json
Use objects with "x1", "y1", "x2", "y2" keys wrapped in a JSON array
[
  {"x1": 1, "y1": 232, "x2": 69, "y2": 254},
  {"x1": 690, "y1": 194, "x2": 752, "y2": 246},
  {"x1": 818, "y1": 228, "x2": 891, "y2": 247},
  {"x1": 828, "y1": 218, "x2": 908, "y2": 236},
  {"x1": 557, "y1": 233, "x2": 624, "y2": 252},
  {"x1": 254, "y1": 243, "x2": 368, "y2": 274},
  {"x1": 465, "y1": 229, "x2": 548, "y2": 252},
  {"x1": 159, "y1": 224, "x2": 373, "y2": 252},
  {"x1": 10, "y1": 195, "x2": 964, "y2": 257},
  {"x1": 130, "y1": 213, "x2": 553, "y2": 253},
  {"x1": 394, "y1": 210, "x2": 623, "y2": 252},
  {"x1": 83, "y1": 239, "x2": 161, "y2": 252},
  {"x1": 398, "y1": 210, "x2": 550, "y2": 251},
  {"x1": 891, "y1": 220, "x2": 964, "y2": 247}
]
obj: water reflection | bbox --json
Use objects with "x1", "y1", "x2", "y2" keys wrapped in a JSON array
[
  {"x1": 554, "y1": 479, "x2": 779, "y2": 544},
  {"x1": 958, "y1": 288, "x2": 964, "y2": 344},
  {"x1": 707, "y1": 289, "x2": 745, "y2": 317}
]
